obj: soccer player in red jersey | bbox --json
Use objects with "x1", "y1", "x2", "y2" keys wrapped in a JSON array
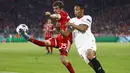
[
  {"x1": 43, "y1": 18, "x2": 55, "y2": 54},
  {"x1": 19, "y1": 1, "x2": 75, "y2": 73}
]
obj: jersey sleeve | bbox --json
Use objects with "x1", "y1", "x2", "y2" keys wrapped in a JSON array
[{"x1": 81, "y1": 15, "x2": 92, "y2": 27}]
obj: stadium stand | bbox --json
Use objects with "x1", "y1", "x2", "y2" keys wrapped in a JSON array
[{"x1": 0, "y1": 0, "x2": 130, "y2": 42}]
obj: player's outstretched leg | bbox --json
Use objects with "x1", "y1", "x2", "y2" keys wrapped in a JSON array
[
  {"x1": 19, "y1": 29, "x2": 30, "y2": 41},
  {"x1": 19, "y1": 29, "x2": 46, "y2": 46},
  {"x1": 87, "y1": 49, "x2": 105, "y2": 73}
]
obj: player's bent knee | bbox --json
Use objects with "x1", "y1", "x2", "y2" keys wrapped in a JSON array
[
  {"x1": 45, "y1": 40, "x2": 51, "y2": 46},
  {"x1": 87, "y1": 55, "x2": 94, "y2": 60},
  {"x1": 47, "y1": 38, "x2": 57, "y2": 47},
  {"x1": 60, "y1": 56, "x2": 68, "y2": 65},
  {"x1": 86, "y1": 49, "x2": 96, "y2": 60}
]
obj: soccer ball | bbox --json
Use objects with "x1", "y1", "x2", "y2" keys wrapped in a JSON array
[{"x1": 16, "y1": 24, "x2": 29, "y2": 34}]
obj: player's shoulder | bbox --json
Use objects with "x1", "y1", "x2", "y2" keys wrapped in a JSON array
[
  {"x1": 83, "y1": 15, "x2": 92, "y2": 20},
  {"x1": 70, "y1": 17, "x2": 76, "y2": 20},
  {"x1": 83, "y1": 15, "x2": 92, "y2": 23},
  {"x1": 60, "y1": 10, "x2": 68, "y2": 15},
  {"x1": 69, "y1": 17, "x2": 76, "y2": 23}
]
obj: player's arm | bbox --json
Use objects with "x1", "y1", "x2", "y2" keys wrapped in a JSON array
[
  {"x1": 67, "y1": 22, "x2": 88, "y2": 33},
  {"x1": 50, "y1": 14, "x2": 61, "y2": 20},
  {"x1": 59, "y1": 29, "x2": 71, "y2": 37},
  {"x1": 45, "y1": 11, "x2": 61, "y2": 20},
  {"x1": 55, "y1": 22, "x2": 74, "y2": 37},
  {"x1": 45, "y1": 11, "x2": 61, "y2": 27},
  {"x1": 68, "y1": 16, "x2": 92, "y2": 33}
]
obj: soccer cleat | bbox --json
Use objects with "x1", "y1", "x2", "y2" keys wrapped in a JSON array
[
  {"x1": 50, "y1": 52, "x2": 53, "y2": 55},
  {"x1": 46, "y1": 52, "x2": 50, "y2": 55},
  {"x1": 19, "y1": 29, "x2": 30, "y2": 41}
]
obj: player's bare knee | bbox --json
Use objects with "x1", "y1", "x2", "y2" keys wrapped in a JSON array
[
  {"x1": 45, "y1": 40, "x2": 51, "y2": 46},
  {"x1": 87, "y1": 55, "x2": 93, "y2": 60},
  {"x1": 60, "y1": 56, "x2": 68, "y2": 65},
  {"x1": 86, "y1": 49, "x2": 96, "y2": 60}
]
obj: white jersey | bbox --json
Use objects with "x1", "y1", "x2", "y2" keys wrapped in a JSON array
[
  {"x1": 69, "y1": 15, "x2": 96, "y2": 51},
  {"x1": 69, "y1": 15, "x2": 96, "y2": 63}
]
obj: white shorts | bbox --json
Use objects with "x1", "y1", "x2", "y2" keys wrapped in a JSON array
[{"x1": 77, "y1": 43, "x2": 96, "y2": 64}]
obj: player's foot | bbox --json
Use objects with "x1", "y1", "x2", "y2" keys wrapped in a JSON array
[
  {"x1": 50, "y1": 52, "x2": 53, "y2": 55},
  {"x1": 46, "y1": 52, "x2": 50, "y2": 55},
  {"x1": 19, "y1": 29, "x2": 30, "y2": 41},
  {"x1": 46, "y1": 52, "x2": 53, "y2": 55},
  {"x1": 50, "y1": 52, "x2": 52, "y2": 55}
]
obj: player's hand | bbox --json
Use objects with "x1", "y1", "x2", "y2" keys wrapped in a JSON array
[
  {"x1": 45, "y1": 11, "x2": 51, "y2": 16},
  {"x1": 65, "y1": 22, "x2": 71, "y2": 26},
  {"x1": 50, "y1": 14, "x2": 57, "y2": 19}
]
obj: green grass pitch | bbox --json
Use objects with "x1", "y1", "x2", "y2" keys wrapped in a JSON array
[{"x1": 0, "y1": 42, "x2": 130, "y2": 73}]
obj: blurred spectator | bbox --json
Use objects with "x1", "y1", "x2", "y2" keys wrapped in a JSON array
[
  {"x1": 0, "y1": 0, "x2": 129, "y2": 38},
  {"x1": 42, "y1": 18, "x2": 55, "y2": 54}
]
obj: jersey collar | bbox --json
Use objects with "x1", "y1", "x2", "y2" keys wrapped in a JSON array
[{"x1": 77, "y1": 16, "x2": 84, "y2": 19}]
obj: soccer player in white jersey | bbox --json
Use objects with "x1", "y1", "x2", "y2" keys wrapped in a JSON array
[{"x1": 56, "y1": 4, "x2": 105, "y2": 73}]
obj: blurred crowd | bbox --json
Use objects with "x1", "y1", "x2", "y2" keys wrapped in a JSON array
[
  {"x1": 0, "y1": 0, "x2": 130, "y2": 38},
  {"x1": 92, "y1": 4, "x2": 130, "y2": 36}
]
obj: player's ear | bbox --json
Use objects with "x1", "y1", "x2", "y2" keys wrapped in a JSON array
[{"x1": 81, "y1": 9, "x2": 84, "y2": 13}]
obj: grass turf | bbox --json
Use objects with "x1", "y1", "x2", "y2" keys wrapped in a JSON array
[{"x1": 0, "y1": 42, "x2": 130, "y2": 73}]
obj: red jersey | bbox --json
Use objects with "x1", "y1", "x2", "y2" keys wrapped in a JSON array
[
  {"x1": 57, "y1": 11, "x2": 72, "y2": 43},
  {"x1": 43, "y1": 24, "x2": 54, "y2": 39}
]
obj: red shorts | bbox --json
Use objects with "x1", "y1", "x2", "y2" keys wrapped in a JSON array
[{"x1": 48, "y1": 37, "x2": 72, "y2": 56}]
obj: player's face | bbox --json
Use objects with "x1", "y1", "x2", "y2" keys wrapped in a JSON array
[
  {"x1": 47, "y1": 19, "x2": 52, "y2": 24},
  {"x1": 53, "y1": 6, "x2": 61, "y2": 14},
  {"x1": 74, "y1": 6, "x2": 84, "y2": 18}
]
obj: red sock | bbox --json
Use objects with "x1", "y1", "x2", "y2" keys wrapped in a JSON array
[
  {"x1": 30, "y1": 38, "x2": 46, "y2": 46},
  {"x1": 66, "y1": 62, "x2": 75, "y2": 73}
]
